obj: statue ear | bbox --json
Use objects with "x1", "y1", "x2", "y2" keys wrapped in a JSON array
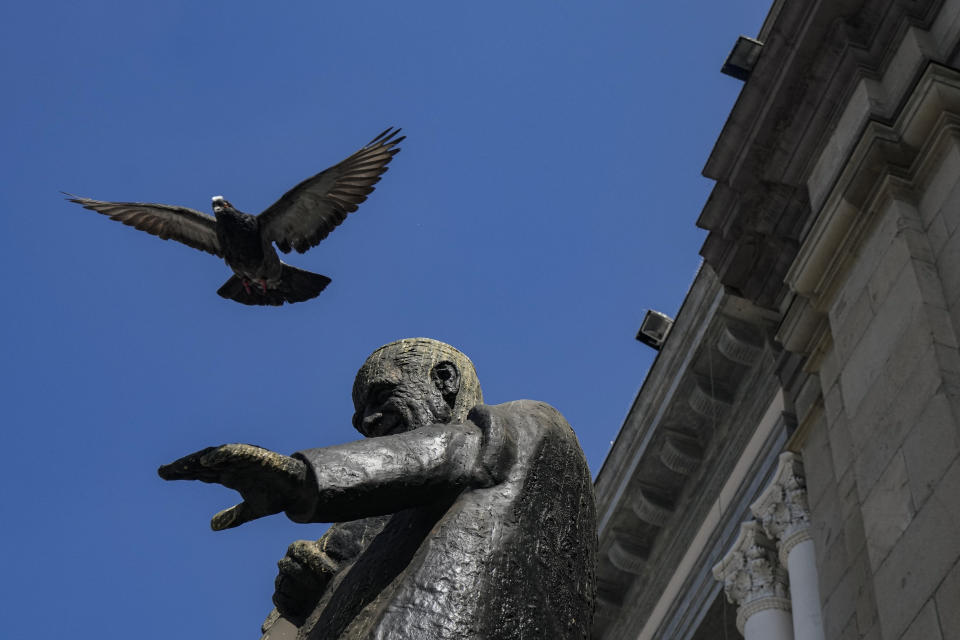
[{"x1": 430, "y1": 361, "x2": 461, "y2": 408}]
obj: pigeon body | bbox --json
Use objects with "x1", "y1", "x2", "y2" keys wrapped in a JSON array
[
  {"x1": 211, "y1": 197, "x2": 282, "y2": 284},
  {"x1": 67, "y1": 127, "x2": 403, "y2": 306}
]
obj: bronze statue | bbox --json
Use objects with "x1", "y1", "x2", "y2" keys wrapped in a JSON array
[{"x1": 160, "y1": 338, "x2": 596, "y2": 639}]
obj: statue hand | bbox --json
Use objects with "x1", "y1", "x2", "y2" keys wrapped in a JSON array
[
  {"x1": 158, "y1": 444, "x2": 311, "y2": 530},
  {"x1": 273, "y1": 539, "x2": 338, "y2": 624}
]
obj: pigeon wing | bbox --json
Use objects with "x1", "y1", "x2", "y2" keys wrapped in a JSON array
[
  {"x1": 258, "y1": 127, "x2": 404, "y2": 254},
  {"x1": 66, "y1": 194, "x2": 223, "y2": 257}
]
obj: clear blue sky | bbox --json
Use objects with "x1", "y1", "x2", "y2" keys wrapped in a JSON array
[{"x1": 1, "y1": 1, "x2": 770, "y2": 636}]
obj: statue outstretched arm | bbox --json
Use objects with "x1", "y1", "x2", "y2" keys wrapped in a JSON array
[
  {"x1": 158, "y1": 443, "x2": 315, "y2": 530},
  {"x1": 289, "y1": 410, "x2": 515, "y2": 523},
  {"x1": 157, "y1": 406, "x2": 515, "y2": 529}
]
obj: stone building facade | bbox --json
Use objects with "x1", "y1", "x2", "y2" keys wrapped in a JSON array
[{"x1": 593, "y1": 0, "x2": 960, "y2": 638}]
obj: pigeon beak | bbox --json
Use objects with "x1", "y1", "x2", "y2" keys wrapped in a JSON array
[{"x1": 212, "y1": 195, "x2": 225, "y2": 213}]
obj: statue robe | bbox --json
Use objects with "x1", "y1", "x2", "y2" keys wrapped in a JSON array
[{"x1": 277, "y1": 400, "x2": 596, "y2": 640}]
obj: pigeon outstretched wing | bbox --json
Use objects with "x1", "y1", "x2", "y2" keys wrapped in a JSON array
[
  {"x1": 258, "y1": 127, "x2": 404, "y2": 254},
  {"x1": 66, "y1": 194, "x2": 223, "y2": 257}
]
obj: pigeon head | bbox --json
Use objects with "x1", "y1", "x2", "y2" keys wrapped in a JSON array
[{"x1": 211, "y1": 196, "x2": 234, "y2": 214}]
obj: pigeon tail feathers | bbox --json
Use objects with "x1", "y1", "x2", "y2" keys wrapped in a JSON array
[{"x1": 216, "y1": 266, "x2": 331, "y2": 306}]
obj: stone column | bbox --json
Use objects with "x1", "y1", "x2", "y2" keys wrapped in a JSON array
[
  {"x1": 751, "y1": 452, "x2": 824, "y2": 640},
  {"x1": 712, "y1": 521, "x2": 794, "y2": 639}
]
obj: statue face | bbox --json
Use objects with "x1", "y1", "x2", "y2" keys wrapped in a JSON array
[{"x1": 354, "y1": 361, "x2": 452, "y2": 437}]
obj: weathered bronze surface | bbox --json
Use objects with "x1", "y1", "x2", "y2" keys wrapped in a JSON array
[{"x1": 160, "y1": 338, "x2": 597, "y2": 639}]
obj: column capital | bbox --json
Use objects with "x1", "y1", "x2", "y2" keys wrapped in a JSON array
[
  {"x1": 712, "y1": 521, "x2": 791, "y2": 633},
  {"x1": 750, "y1": 451, "x2": 811, "y2": 562}
]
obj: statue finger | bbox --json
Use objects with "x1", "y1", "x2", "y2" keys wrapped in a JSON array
[
  {"x1": 158, "y1": 446, "x2": 220, "y2": 481},
  {"x1": 200, "y1": 443, "x2": 273, "y2": 469},
  {"x1": 210, "y1": 501, "x2": 264, "y2": 531}
]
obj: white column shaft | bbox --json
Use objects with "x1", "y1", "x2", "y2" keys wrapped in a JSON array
[
  {"x1": 786, "y1": 538, "x2": 825, "y2": 640},
  {"x1": 743, "y1": 606, "x2": 795, "y2": 640}
]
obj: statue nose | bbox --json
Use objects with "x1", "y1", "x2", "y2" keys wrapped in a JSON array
[
  {"x1": 363, "y1": 411, "x2": 399, "y2": 436},
  {"x1": 362, "y1": 412, "x2": 384, "y2": 428}
]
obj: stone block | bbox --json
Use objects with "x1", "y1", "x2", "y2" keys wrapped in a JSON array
[
  {"x1": 934, "y1": 342, "x2": 960, "y2": 376},
  {"x1": 839, "y1": 265, "x2": 924, "y2": 416},
  {"x1": 802, "y1": 417, "x2": 835, "y2": 509},
  {"x1": 838, "y1": 615, "x2": 858, "y2": 640},
  {"x1": 823, "y1": 379, "x2": 844, "y2": 425},
  {"x1": 794, "y1": 372, "x2": 823, "y2": 427},
  {"x1": 914, "y1": 258, "x2": 950, "y2": 310},
  {"x1": 832, "y1": 288, "x2": 875, "y2": 363},
  {"x1": 902, "y1": 393, "x2": 960, "y2": 508},
  {"x1": 821, "y1": 564, "x2": 859, "y2": 640},
  {"x1": 862, "y1": 450, "x2": 916, "y2": 570},
  {"x1": 842, "y1": 493, "x2": 867, "y2": 560},
  {"x1": 809, "y1": 475, "x2": 848, "y2": 600},
  {"x1": 939, "y1": 172, "x2": 960, "y2": 236},
  {"x1": 921, "y1": 144, "x2": 960, "y2": 226},
  {"x1": 901, "y1": 599, "x2": 944, "y2": 640},
  {"x1": 820, "y1": 346, "x2": 841, "y2": 394},
  {"x1": 927, "y1": 210, "x2": 950, "y2": 259},
  {"x1": 837, "y1": 466, "x2": 860, "y2": 524},
  {"x1": 949, "y1": 301, "x2": 960, "y2": 358},
  {"x1": 937, "y1": 453, "x2": 960, "y2": 523},
  {"x1": 929, "y1": 304, "x2": 960, "y2": 349},
  {"x1": 842, "y1": 480, "x2": 863, "y2": 528},
  {"x1": 931, "y1": 0, "x2": 960, "y2": 57},
  {"x1": 874, "y1": 456, "x2": 960, "y2": 640},
  {"x1": 934, "y1": 558, "x2": 960, "y2": 640},
  {"x1": 940, "y1": 226, "x2": 960, "y2": 311},
  {"x1": 853, "y1": 551, "x2": 879, "y2": 638},
  {"x1": 861, "y1": 623, "x2": 882, "y2": 640},
  {"x1": 866, "y1": 237, "x2": 912, "y2": 312},
  {"x1": 898, "y1": 216, "x2": 939, "y2": 266},
  {"x1": 831, "y1": 203, "x2": 901, "y2": 325},
  {"x1": 827, "y1": 411, "x2": 855, "y2": 486},
  {"x1": 851, "y1": 345, "x2": 943, "y2": 497}
]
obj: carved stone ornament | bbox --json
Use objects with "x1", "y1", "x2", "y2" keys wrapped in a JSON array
[
  {"x1": 750, "y1": 451, "x2": 812, "y2": 563},
  {"x1": 659, "y1": 435, "x2": 702, "y2": 475},
  {"x1": 712, "y1": 520, "x2": 791, "y2": 633}
]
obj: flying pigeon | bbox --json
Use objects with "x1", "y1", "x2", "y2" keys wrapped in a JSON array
[{"x1": 66, "y1": 127, "x2": 404, "y2": 306}]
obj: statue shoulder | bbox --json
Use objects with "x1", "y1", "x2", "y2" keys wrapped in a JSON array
[{"x1": 471, "y1": 400, "x2": 573, "y2": 432}]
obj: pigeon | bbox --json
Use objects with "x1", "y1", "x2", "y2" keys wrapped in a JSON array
[{"x1": 66, "y1": 127, "x2": 404, "y2": 306}]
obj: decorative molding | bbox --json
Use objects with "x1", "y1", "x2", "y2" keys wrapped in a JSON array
[
  {"x1": 736, "y1": 596, "x2": 793, "y2": 634},
  {"x1": 635, "y1": 390, "x2": 788, "y2": 640},
  {"x1": 596, "y1": 576, "x2": 626, "y2": 608},
  {"x1": 750, "y1": 452, "x2": 812, "y2": 564},
  {"x1": 659, "y1": 435, "x2": 702, "y2": 475},
  {"x1": 630, "y1": 489, "x2": 675, "y2": 528},
  {"x1": 608, "y1": 539, "x2": 647, "y2": 575},
  {"x1": 712, "y1": 521, "x2": 791, "y2": 633},
  {"x1": 688, "y1": 378, "x2": 732, "y2": 419},
  {"x1": 787, "y1": 63, "x2": 960, "y2": 310},
  {"x1": 717, "y1": 323, "x2": 764, "y2": 366},
  {"x1": 780, "y1": 527, "x2": 814, "y2": 562}
]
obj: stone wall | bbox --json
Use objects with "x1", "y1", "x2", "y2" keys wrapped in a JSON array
[
  {"x1": 595, "y1": 0, "x2": 960, "y2": 638},
  {"x1": 789, "y1": 56, "x2": 960, "y2": 640}
]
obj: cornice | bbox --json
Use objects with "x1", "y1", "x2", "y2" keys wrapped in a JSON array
[
  {"x1": 697, "y1": 0, "x2": 943, "y2": 311},
  {"x1": 787, "y1": 63, "x2": 960, "y2": 310}
]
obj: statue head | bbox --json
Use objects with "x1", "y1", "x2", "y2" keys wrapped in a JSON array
[{"x1": 352, "y1": 338, "x2": 483, "y2": 437}]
